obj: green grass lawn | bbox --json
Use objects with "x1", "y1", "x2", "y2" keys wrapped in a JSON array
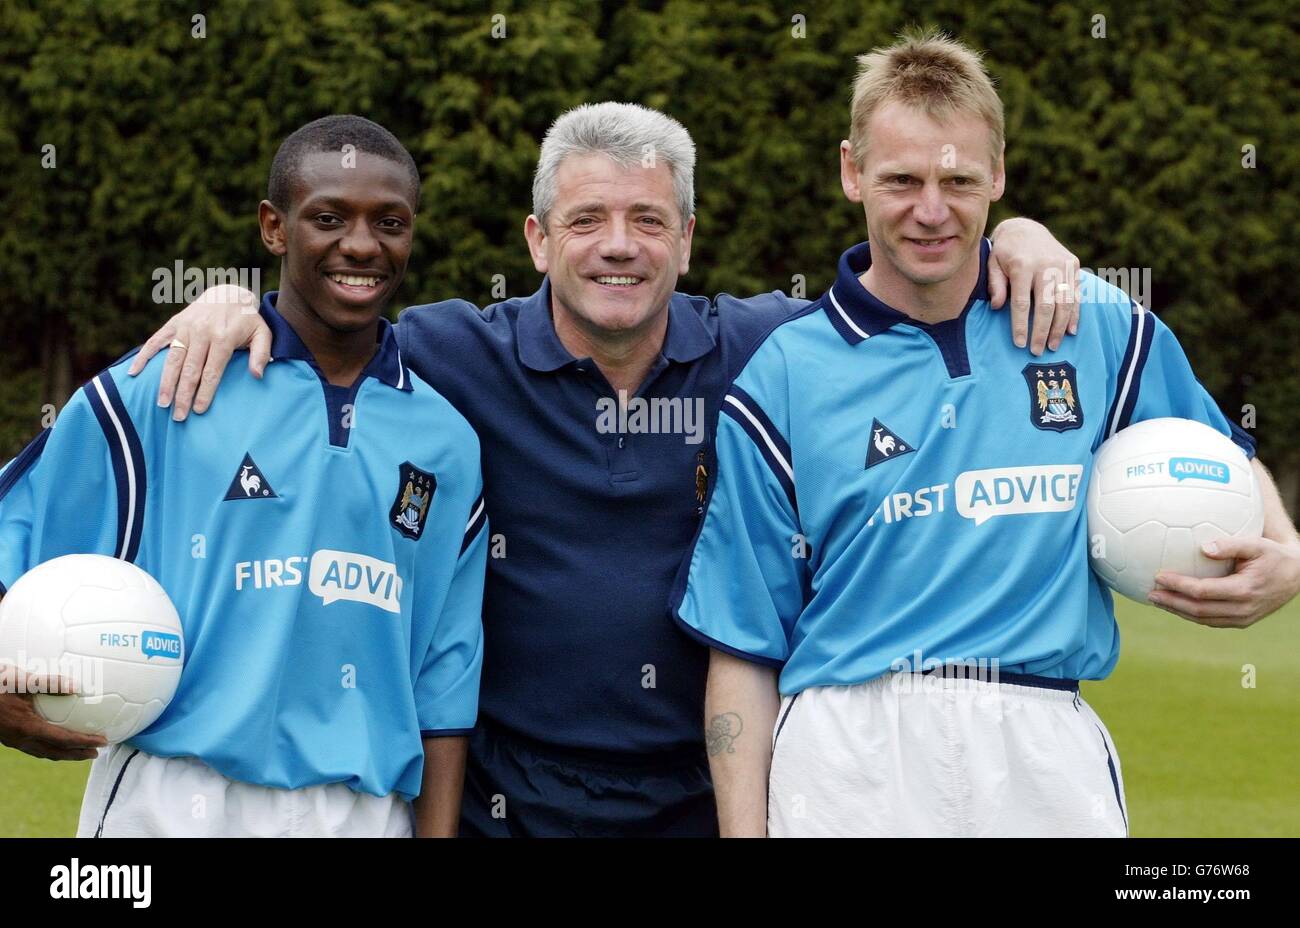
[
  {"x1": 1083, "y1": 596, "x2": 1300, "y2": 836},
  {"x1": 0, "y1": 739, "x2": 92, "y2": 837},
  {"x1": 1, "y1": 597, "x2": 1296, "y2": 837}
]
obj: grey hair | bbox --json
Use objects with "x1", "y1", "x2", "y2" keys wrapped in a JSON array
[{"x1": 532, "y1": 102, "x2": 696, "y2": 228}]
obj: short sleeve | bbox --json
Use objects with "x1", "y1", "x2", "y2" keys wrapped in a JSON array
[
  {"x1": 413, "y1": 485, "x2": 487, "y2": 735},
  {"x1": 0, "y1": 372, "x2": 143, "y2": 591},
  {"x1": 1105, "y1": 304, "x2": 1255, "y2": 458},
  {"x1": 671, "y1": 382, "x2": 806, "y2": 667}
]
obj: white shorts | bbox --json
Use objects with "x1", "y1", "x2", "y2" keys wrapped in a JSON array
[
  {"x1": 768, "y1": 671, "x2": 1128, "y2": 837},
  {"x1": 78, "y1": 743, "x2": 414, "y2": 838}
]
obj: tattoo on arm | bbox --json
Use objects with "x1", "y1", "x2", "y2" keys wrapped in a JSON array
[{"x1": 706, "y1": 712, "x2": 743, "y2": 756}]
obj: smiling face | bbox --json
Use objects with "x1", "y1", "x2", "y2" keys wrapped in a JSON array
[
  {"x1": 523, "y1": 153, "x2": 694, "y2": 343},
  {"x1": 841, "y1": 100, "x2": 1004, "y2": 293},
  {"x1": 260, "y1": 149, "x2": 415, "y2": 333}
]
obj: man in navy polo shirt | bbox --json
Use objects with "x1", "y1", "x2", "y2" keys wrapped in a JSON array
[{"x1": 131, "y1": 103, "x2": 1085, "y2": 836}]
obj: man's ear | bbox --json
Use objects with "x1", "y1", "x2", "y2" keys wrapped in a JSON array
[
  {"x1": 523, "y1": 215, "x2": 549, "y2": 273},
  {"x1": 259, "y1": 200, "x2": 288, "y2": 256},
  {"x1": 840, "y1": 141, "x2": 864, "y2": 203},
  {"x1": 678, "y1": 214, "x2": 696, "y2": 276},
  {"x1": 990, "y1": 145, "x2": 1006, "y2": 203}
]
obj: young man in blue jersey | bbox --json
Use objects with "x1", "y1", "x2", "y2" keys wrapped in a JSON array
[
  {"x1": 126, "y1": 106, "x2": 1093, "y2": 836},
  {"x1": 676, "y1": 32, "x2": 1300, "y2": 837},
  {"x1": 0, "y1": 115, "x2": 488, "y2": 837}
]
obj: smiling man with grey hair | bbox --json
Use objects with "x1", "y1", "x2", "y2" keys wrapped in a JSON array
[{"x1": 126, "y1": 100, "x2": 1083, "y2": 836}]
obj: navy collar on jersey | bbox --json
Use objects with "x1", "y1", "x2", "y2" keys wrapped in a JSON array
[
  {"x1": 260, "y1": 291, "x2": 413, "y2": 391},
  {"x1": 516, "y1": 276, "x2": 716, "y2": 373},
  {"x1": 823, "y1": 238, "x2": 991, "y2": 345}
]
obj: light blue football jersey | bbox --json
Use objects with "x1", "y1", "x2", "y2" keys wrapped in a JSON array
[
  {"x1": 672, "y1": 241, "x2": 1255, "y2": 696},
  {"x1": 0, "y1": 294, "x2": 488, "y2": 800}
]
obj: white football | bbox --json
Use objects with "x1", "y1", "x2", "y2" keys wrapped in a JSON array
[
  {"x1": 1087, "y1": 417, "x2": 1263, "y2": 603},
  {"x1": 0, "y1": 554, "x2": 184, "y2": 743}
]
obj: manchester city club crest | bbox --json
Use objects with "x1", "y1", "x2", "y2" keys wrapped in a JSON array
[
  {"x1": 1022, "y1": 362, "x2": 1083, "y2": 432},
  {"x1": 390, "y1": 462, "x2": 437, "y2": 540}
]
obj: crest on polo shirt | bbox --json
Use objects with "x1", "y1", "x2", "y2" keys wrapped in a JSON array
[
  {"x1": 390, "y1": 462, "x2": 437, "y2": 540},
  {"x1": 695, "y1": 449, "x2": 709, "y2": 504},
  {"x1": 1023, "y1": 362, "x2": 1083, "y2": 432}
]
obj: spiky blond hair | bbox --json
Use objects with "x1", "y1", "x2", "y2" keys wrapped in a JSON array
[{"x1": 848, "y1": 29, "x2": 1004, "y2": 168}]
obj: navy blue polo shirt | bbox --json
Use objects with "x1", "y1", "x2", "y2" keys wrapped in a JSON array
[{"x1": 395, "y1": 280, "x2": 794, "y2": 757}]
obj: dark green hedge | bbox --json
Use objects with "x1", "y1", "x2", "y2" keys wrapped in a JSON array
[{"x1": 1, "y1": 0, "x2": 1295, "y2": 468}]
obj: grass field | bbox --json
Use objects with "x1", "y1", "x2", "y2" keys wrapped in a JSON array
[{"x1": 1, "y1": 597, "x2": 1296, "y2": 837}]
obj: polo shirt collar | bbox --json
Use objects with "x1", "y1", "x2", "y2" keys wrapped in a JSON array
[
  {"x1": 662, "y1": 291, "x2": 717, "y2": 363},
  {"x1": 517, "y1": 278, "x2": 575, "y2": 372},
  {"x1": 261, "y1": 291, "x2": 413, "y2": 391},
  {"x1": 517, "y1": 277, "x2": 716, "y2": 372},
  {"x1": 823, "y1": 238, "x2": 991, "y2": 345}
]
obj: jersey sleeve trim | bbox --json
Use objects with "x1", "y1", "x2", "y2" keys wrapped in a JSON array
[
  {"x1": 1228, "y1": 420, "x2": 1258, "y2": 459},
  {"x1": 1104, "y1": 301, "x2": 1156, "y2": 439},
  {"x1": 459, "y1": 491, "x2": 486, "y2": 556},
  {"x1": 721, "y1": 385, "x2": 797, "y2": 514},
  {"x1": 670, "y1": 609, "x2": 787, "y2": 669},
  {"x1": 420, "y1": 727, "x2": 475, "y2": 738},
  {"x1": 84, "y1": 373, "x2": 147, "y2": 562},
  {"x1": 0, "y1": 428, "x2": 51, "y2": 505}
]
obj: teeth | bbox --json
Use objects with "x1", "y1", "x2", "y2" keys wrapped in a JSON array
[
  {"x1": 594, "y1": 276, "x2": 641, "y2": 286},
  {"x1": 329, "y1": 273, "x2": 381, "y2": 287}
]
